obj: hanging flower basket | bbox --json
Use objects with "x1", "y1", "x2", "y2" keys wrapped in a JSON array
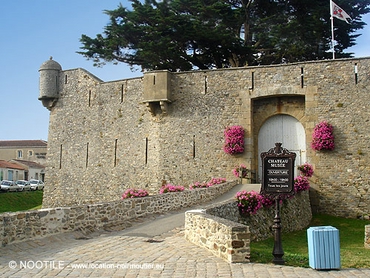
[
  {"x1": 311, "y1": 121, "x2": 335, "y2": 151},
  {"x1": 223, "y1": 125, "x2": 245, "y2": 155}
]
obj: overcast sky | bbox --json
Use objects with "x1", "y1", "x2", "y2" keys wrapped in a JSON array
[{"x1": 1, "y1": 0, "x2": 369, "y2": 141}]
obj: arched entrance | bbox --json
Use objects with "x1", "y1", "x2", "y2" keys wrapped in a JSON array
[{"x1": 257, "y1": 114, "x2": 306, "y2": 181}]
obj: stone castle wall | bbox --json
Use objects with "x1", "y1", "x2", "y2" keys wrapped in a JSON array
[{"x1": 42, "y1": 58, "x2": 370, "y2": 218}]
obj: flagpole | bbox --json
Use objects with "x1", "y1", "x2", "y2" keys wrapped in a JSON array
[{"x1": 330, "y1": 0, "x2": 335, "y2": 59}]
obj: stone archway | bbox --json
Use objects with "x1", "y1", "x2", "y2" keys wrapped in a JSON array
[{"x1": 257, "y1": 114, "x2": 306, "y2": 181}]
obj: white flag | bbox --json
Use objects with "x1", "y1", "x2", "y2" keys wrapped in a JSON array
[{"x1": 331, "y1": 0, "x2": 352, "y2": 23}]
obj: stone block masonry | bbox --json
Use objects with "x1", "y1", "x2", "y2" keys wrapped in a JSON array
[
  {"x1": 366, "y1": 225, "x2": 370, "y2": 249},
  {"x1": 0, "y1": 180, "x2": 237, "y2": 246},
  {"x1": 215, "y1": 191, "x2": 312, "y2": 241},
  {"x1": 41, "y1": 57, "x2": 370, "y2": 219},
  {"x1": 185, "y1": 210, "x2": 250, "y2": 263},
  {"x1": 185, "y1": 190, "x2": 312, "y2": 263}
]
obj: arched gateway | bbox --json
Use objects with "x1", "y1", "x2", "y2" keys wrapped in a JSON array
[{"x1": 257, "y1": 114, "x2": 306, "y2": 181}]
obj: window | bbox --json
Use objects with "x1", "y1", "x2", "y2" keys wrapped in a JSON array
[
  {"x1": 17, "y1": 150, "x2": 23, "y2": 159},
  {"x1": 28, "y1": 150, "x2": 33, "y2": 156}
]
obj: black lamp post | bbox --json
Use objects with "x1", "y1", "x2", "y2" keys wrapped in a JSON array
[
  {"x1": 272, "y1": 197, "x2": 284, "y2": 265},
  {"x1": 260, "y1": 142, "x2": 296, "y2": 265}
]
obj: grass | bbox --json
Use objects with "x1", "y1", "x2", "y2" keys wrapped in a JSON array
[
  {"x1": 0, "y1": 190, "x2": 43, "y2": 213},
  {"x1": 251, "y1": 214, "x2": 370, "y2": 268}
]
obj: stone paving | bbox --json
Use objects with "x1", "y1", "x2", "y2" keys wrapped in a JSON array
[
  {"x1": 1, "y1": 184, "x2": 369, "y2": 277},
  {"x1": 1, "y1": 222, "x2": 370, "y2": 278}
]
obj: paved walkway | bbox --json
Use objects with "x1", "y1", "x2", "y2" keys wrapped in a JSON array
[{"x1": 1, "y1": 184, "x2": 370, "y2": 277}]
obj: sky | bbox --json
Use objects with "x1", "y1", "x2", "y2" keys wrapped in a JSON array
[{"x1": 1, "y1": 1, "x2": 369, "y2": 141}]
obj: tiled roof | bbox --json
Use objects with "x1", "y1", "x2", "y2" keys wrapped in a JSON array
[
  {"x1": 0, "y1": 140, "x2": 47, "y2": 148},
  {"x1": 11, "y1": 159, "x2": 45, "y2": 169},
  {"x1": 0, "y1": 160, "x2": 25, "y2": 170}
]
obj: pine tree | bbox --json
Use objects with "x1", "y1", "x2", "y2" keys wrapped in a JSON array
[{"x1": 78, "y1": 0, "x2": 370, "y2": 71}]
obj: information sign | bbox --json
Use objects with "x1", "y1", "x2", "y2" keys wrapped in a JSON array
[{"x1": 261, "y1": 143, "x2": 296, "y2": 195}]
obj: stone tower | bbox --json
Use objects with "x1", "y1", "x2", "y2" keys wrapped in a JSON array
[{"x1": 38, "y1": 57, "x2": 62, "y2": 110}]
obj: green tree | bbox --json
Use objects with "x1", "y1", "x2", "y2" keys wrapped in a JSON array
[{"x1": 78, "y1": 0, "x2": 370, "y2": 71}]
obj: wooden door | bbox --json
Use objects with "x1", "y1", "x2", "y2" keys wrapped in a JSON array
[{"x1": 257, "y1": 115, "x2": 306, "y2": 181}]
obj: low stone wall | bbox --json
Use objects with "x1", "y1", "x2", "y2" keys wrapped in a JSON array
[
  {"x1": 185, "y1": 191, "x2": 312, "y2": 263},
  {"x1": 0, "y1": 180, "x2": 238, "y2": 246},
  {"x1": 365, "y1": 225, "x2": 370, "y2": 249},
  {"x1": 185, "y1": 210, "x2": 250, "y2": 263},
  {"x1": 209, "y1": 191, "x2": 312, "y2": 241}
]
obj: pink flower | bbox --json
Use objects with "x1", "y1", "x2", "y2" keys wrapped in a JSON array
[
  {"x1": 294, "y1": 176, "x2": 310, "y2": 193},
  {"x1": 159, "y1": 184, "x2": 185, "y2": 194},
  {"x1": 311, "y1": 121, "x2": 335, "y2": 151},
  {"x1": 189, "y1": 178, "x2": 226, "y2": 189},
  {"x1": 236, "y1": 190, "x2": 263, "y2": 215},
  {"x1": 297, "y1": 163, "x2": 314, "y2": 177},
  {"x1": 260, "y1": 195, "x2": 275, "y2": 208},
  {"x1": 121, "y1": 188, "x2": 149, "y2": 199},
  {"x1": 208, "y1": 177, "x2": 226, "y2": 185},
  {"x1": 232, "y1": 164, "x2": 248, "y2": 178},
  {"x1": 189, "y1": 181, "x2": 207, "y2": 190},
  {"x1": 224, "y1": 126, "x2": 245, "y2": 155}
]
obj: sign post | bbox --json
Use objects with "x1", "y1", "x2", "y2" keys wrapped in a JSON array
[{"x1": 260, "y1": 142, "x2": 296, "y2": 265}]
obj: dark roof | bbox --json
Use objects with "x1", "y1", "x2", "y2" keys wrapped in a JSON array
[
  {"x1": 0, "y1": 160, "x2": 25, "y2": 170},
  {"x1": 11, "y1": 159, "x2": 45, "y2": 169},
  {"x1": 0, "y1": 140, "x2": 47, "y2": 148}
]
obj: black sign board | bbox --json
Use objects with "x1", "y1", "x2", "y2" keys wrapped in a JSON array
[{"x1": 261, "y1": 143, "x2": 296, "y2": 195}]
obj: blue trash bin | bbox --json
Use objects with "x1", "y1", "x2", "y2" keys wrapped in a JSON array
[{"x1": 307, "y1": 226, "x2": 341, "y2": 270}]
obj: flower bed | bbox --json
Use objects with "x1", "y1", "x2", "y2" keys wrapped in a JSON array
[
  {"x1": 189, "y1": 177, "x2": 226, "y2": 190},
  {"x1": 121, "y1": 188, "x2": 149, "y2": 199},
  {"x1": 189, "y1": 182, "x2": 208, "y2": 189},
  {"x1": 159, "y1": 184, "x2": 185, "y2": 194},
  {"x1": 207, "y1": 177, "x2": 226, "y2": 186},
  {"x1": 122, "y1": 177, "x2": 227, "y2": 196}
]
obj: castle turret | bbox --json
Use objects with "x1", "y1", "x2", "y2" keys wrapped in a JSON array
[{"x1": 38, "y1": 57, "x2": 62, "y2": 110}]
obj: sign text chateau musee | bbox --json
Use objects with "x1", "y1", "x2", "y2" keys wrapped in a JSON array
[{"x1": 261, "y1": 143, "x2": 296, "y2": 195}]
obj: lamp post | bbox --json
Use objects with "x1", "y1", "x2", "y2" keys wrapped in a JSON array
[
  {"x1": 260, "y1": 142, "x2": 296, "y2": 265},
  {"x1": 239, "y1": 168, "x2": 243, "y2": 184},
  {"x1": 272, "y1": 197, "x2": 284, "y2": 264}
]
